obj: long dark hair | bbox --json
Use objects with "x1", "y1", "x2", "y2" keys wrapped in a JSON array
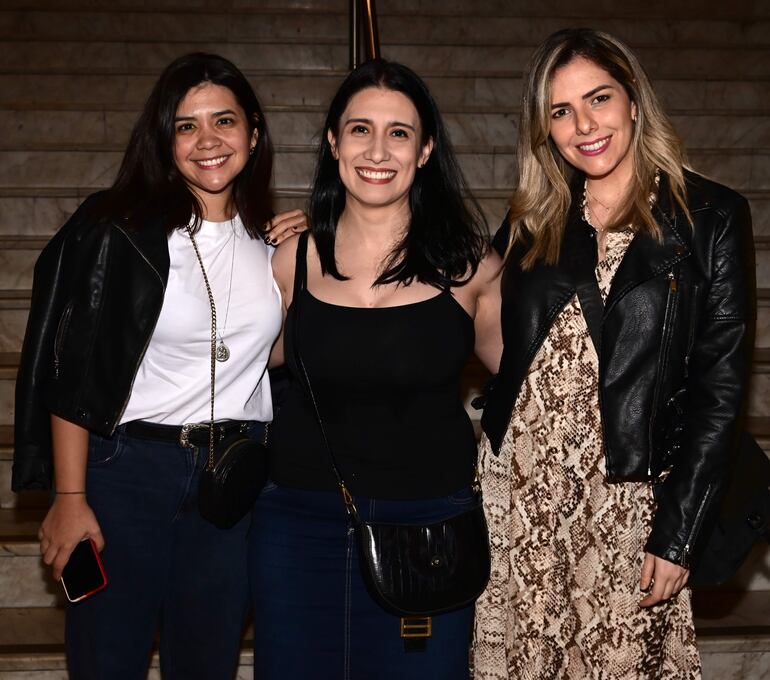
[
  {"x1": 97, "y1": 52, "x2": 273, "y2": 237},
  {"x1": 310, "y1": 59, "x2": 487, "y2": 288}
]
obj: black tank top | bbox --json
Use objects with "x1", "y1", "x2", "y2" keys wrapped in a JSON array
[{"x1": 269, "y1": 233, "x2": 477, "y2": 499}]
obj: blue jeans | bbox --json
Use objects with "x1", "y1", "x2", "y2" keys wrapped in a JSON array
[
  {"x1": 248, "y1": 483, "x2": 475, "y2": 680},
  {"x1": 65, "y1": 423, "x2": 263, "y2": 680}
]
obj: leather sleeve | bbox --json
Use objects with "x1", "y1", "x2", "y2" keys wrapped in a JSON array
[
  {"x1": 12, "y1": 196, "x2": 101, "y2": 490},
  {"x1": 645, "y1": 195, "x2": 755, "y2": 566}
]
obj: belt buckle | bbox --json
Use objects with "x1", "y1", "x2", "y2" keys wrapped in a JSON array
[
  {"x1": 179, "y1": 422, "x2": 206, "y2": 448},
  {"x1": 400, "y1": 616, "x2": 432, "y2": 638}
]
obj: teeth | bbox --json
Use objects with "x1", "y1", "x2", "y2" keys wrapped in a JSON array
[
  {"x1": 357, "y1": 168, "x2": 396, "y2": 180},
  {"x1": 196, "y1": 155, "x2": 228, "y2": 167},
  {"x1": 578, "y1": 138, "x2": 609, "y2": 152}
]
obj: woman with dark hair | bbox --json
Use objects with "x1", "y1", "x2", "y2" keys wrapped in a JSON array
[
  {"x1": 13, "y1": 52, "x2": 303, "y2": 678},
  {"x1": 249, "y1": 58, "x2": 502, "y2": 678},
  {"x1": 473, "y1": 28, "x2": 754, "y2": 678}
]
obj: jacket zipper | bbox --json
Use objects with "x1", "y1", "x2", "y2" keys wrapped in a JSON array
[
  {"x1": 682, "y1": 483, "x2": 713, "y2": 567},
  {"x1": 112, "y1": 223, "x2": 167, "y2": 429},
  {"x1": 648, "y1": 270, "x2": 679, "y2": 477},
  {"x1": 52, "y1": 302, "x2": 74, "y2": 379}
]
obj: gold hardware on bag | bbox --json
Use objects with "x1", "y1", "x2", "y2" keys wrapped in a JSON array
[
  {"x1": 340, "y1": 483, "x2": 354, "y2": 509},
  {"x1": 400, "y1": 616, "x2": 432, "y2": 638}
]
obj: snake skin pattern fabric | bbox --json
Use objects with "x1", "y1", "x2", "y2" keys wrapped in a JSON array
[{"x1": 473, "y1": 230, "x2": 701, "y2": 679}]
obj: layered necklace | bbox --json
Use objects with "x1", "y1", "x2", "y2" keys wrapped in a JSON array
[{"x1": 580, "y1": 169, "x2": 660, "y2": 231}]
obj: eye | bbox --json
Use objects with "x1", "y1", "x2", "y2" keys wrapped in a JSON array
[
  {"x1": 216, "y1": 116, "x2": 235, "y2": 127},
  {"x1": 350, "y1": 124, "x2": 369, "y2": 135},
  {"x1": 176, "y1": 122, "x2": 195, "y2": 133},
  {"x1": 592, "y1": 94, "x2": 610, "y2": 105},
  {"x1": 551, "y1": 107, "x2": 570, "y2": 119},
  {"x1": 390, "y1": 128, "x2": 409, "y2": 138}
]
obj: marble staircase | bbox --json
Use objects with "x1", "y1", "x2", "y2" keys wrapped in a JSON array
[{"x1": 1, "y1": 1, "x2": 769, "y2": 677}]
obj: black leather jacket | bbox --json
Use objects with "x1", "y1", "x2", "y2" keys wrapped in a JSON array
[
  {"x1": 481, "y1": 170, "x2": 755, "y2": 567},
  {"x1": 13, "y1": 194, "x2": 169, "y2": 491}
]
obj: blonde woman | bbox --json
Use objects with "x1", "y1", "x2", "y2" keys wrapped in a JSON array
[{"x1": 473, "y1": 28, "x2": 753, "y2": 678}]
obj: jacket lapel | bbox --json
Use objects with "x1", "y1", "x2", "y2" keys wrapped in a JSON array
[
  {"x1": 113, "y1": 215, "x2": 170, "y2": 287},
  {"x1": 559, "y1": 205, "x2": 599, "y2": 289},
  {"x1": 603, "y1": 174, "x2": 691, "y2": 315}
]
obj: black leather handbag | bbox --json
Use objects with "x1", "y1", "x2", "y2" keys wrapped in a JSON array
[
  {"x1": 354, "y1": 497, "x2": 491, "y2": 616},
  {"x1": 198, "y1": 432, "x2": 268, "y2": 530}
]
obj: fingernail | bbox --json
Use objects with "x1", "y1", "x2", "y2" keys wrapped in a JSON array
[
  {"x1": 263, "y1": 234, "x2": 271, "y2": 244},
  {"x1": 270, "y1": 237, "x2": 278, "y2": 245}
]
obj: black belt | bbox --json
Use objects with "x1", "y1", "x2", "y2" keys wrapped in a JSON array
[{"x1": 122, "y1": 420, "x2": 255, "y2": 448}]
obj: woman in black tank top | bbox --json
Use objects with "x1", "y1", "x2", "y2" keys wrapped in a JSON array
[{"x1": 249, "y1": 60, "x2": 502, "y2": 679}]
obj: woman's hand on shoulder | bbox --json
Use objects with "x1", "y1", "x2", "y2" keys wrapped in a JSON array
[
  {"x1": 638, "y1": 552, "x2": 689, "y2": 607},
  {"x1": 470, "y1": 248, "x2": 503, "y2": 374},
  {"x1": 262, "y1": 209, "x2": 308, "y2": 246},
  {"x1": 39, "y1": 495, "x2": 104, "y2": 581}
]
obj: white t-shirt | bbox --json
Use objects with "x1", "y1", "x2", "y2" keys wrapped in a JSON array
[{"x1": 120, "y1": 215, "x2": 282, "y2": 425}]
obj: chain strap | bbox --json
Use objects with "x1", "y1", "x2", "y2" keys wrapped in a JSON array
[{"x1": 185, "y1": 225, "x2": 218, "y2": 471}]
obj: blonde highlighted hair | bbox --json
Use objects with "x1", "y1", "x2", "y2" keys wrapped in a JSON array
[{"x1": 510, "y1": 28, "x2": 691, "y2": 268}]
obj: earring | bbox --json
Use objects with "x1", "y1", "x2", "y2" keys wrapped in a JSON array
[{"x1": 249, "y1": 146, "x2": 256, "y2": 155}]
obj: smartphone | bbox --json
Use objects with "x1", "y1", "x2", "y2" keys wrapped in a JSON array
[{"x1": 60, "y1": 538, "x2": 108, "y2": 603}]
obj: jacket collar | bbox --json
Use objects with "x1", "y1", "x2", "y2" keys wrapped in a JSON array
[
  {"x1": 561, "y1": 171, "x2": 691, "y2": 314},
  {"x1": 112, "y1": 213, "x2": 170, "y2": 286}
]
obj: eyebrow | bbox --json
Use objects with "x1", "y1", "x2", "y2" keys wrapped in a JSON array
[
  {"x1": 174, "y1": 109, "x2": 238, "y2": 121},
  {"x1": 551, "y1": 84, "x2": 613, "y2": 110},
  {"x1": 344, "y1": 117, "x2": 416, "y2": 131}
]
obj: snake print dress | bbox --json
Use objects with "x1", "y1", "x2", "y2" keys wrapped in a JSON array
[{"x1": 472, "y1": 230, "x2": 701, "y2": 680}]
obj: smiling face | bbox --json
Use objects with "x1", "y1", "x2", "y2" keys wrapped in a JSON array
[
  {"x1": 548, "y1": 56, "x2": 637, "y2": 186},
  {"x1": 173, "y1": 82, "x2": 257, "y2": 218},
  {"x1": 327, "y1": 87, "x2": 433, "y2": 214}
]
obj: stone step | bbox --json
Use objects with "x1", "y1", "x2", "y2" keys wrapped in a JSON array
[
  {"x1": 0, "y1": 608, "x2": 252, "y2": 679},
  {"x1": 757, "y1": 237, "x2": 770, "y2": 288},
  {"x1": 0, "y1": 591, "x2": 767, "y2": 678},
  {"x1": 2, "y1": 73, "x2": 768, "y2": 115},
  {"x1": 1, "y1": 41, "x2": 769, "y2": 80},
  {"x1": 3, "y1": 108, "x2": 770, "y2": 153},
  {"x1": 0, "y1": 147, "x2": 767, "y2": 197},
  {"x1": 1, "y1": 10, "x2": 769, "y2": 48},
  {"x1": 1, "y1": 0, "x2": 765, "y2": 20},
  {"x1": 749, "y1": 349, "x2": 770, "y2": 418},
  {"x1": 0, "y1": 291, "x2": 30, "y2": 355}
]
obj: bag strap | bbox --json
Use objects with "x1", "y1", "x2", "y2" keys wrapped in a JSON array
[{"x1": 291, "y1": 233, "x2": 361, "y2": 520}]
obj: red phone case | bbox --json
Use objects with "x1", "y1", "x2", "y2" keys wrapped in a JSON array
[{"x1": 61, "y1": 538, "x2": 108, "y2": 603}]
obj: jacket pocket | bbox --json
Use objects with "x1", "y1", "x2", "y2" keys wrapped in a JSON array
[{"x1": 53, "y1": 301, "x2": 74, "y2": 379}]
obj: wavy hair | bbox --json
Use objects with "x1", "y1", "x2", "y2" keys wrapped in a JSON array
[
  {"x1": 97, "y1": 52, "x2": 273, "y2": 237},
  {"x1": 309, "y1": 58, "x2": 487, "y2": 288},
  {"x1": 510, "y1": 28, "x2": 691, "y2": 268}
]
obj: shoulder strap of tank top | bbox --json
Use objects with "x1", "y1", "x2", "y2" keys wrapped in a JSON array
[{"x1": 292, "y1": 231, "x2": 310, "y2": 302}]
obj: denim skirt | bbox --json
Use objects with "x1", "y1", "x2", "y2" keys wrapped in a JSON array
[{"x1": 248, "y1": 483, "x2": 476, "y2": 680}]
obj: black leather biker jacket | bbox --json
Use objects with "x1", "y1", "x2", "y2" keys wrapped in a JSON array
[
  {"x1": 481, "y1": 170, "x2": 755, "y2": 567},
  {"x1": 13, "y1": 194, "x2": 169, "y2": 491}
]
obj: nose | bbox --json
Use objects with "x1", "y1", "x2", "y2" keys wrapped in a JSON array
[
  {"x1": 196, "y1": 124, "x2": 221, "y2": 150},
  {"x1": 364, "y1": 131, "x2": 389, "y2": 163},
  {"x1": 574, "y1": 109, "x2": 597, "y2": 136}
]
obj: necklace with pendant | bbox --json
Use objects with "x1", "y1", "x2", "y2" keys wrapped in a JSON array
[
  {"x1": 215, "y1": 223, "x2": 237, "y2": 362},
  {"x1": 187, "y1": 220, "x2": 237, "y2": 364}
]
